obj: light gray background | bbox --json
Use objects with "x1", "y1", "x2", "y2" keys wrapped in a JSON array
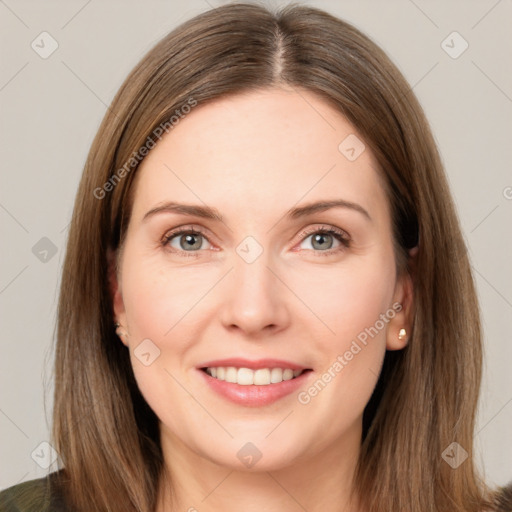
[{"x1": 1, "y1": 0, "x2": 511, "y2": 491}]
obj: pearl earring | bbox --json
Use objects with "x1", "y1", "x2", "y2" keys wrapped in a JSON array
[
  {"x1": 114, "y1": 322, "x2": 129, "y2": 339},
  {"x1": 398, "y1": 328, "x2": 407, "y2": 340}
]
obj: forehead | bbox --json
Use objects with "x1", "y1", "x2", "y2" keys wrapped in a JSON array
[{"x1": 130, "y1": 88, "x2": 389, "y2": 225}]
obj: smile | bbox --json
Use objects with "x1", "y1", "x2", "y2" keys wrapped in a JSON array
[
  {"x1": 197, "y1": 359, "x2": 313, "y2": 407},
  {"x1": 203, "y1": 367, "x2": 305, "y2": 385}
]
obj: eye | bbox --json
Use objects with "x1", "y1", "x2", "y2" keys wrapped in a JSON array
[
  {"x1": 297, "y1": 225, "x2": 350, "y2": 254},
  {"x1": 162, "y1": 226, "x2": 213, "y2": 252},
  {"x1": 161, "y1": 224, "x2": 350, "y2": 256}
]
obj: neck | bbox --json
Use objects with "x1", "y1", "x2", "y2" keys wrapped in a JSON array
[{"x1": 156, "y1": 423, "x2": 363, "y2": 512}]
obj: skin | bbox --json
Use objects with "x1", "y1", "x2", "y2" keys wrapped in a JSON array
[{"x1": 111, "y1": 87, "x2": 415, "y2": 512}]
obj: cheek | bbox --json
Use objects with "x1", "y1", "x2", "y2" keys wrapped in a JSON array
[
  {"x1": 119, "y1": 247, "x2": 224, "y2": 408},
  {"x1": 119, "y1": 251, "x2": 211, "y2": 432},
  {"x1": 121, "y1": 247, "x2": 214, "y2": 347},
  {"x1": 293, "y1": 252, "x2": 396, "y2": 346},
  {"x1": 292, "y1": 254, "x2": 395, "y2": 412}
]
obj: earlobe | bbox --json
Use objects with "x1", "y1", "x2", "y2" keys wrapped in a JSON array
[
  {"x1": 386, "y1": 279, "x2": 413, "y2": 350},
  {"x1": 114, "y1": 322, "x2": 130, "y2": 346},
  {"x1": 386, "y1": 247, "x2": 417, "y2": 351}
]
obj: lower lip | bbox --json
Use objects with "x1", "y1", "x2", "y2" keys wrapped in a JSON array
[{"x1": 198, "y1": 369, "x2": 312, "y2": 407}]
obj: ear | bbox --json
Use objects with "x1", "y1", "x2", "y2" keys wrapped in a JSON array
[
  {"x1": 107, "y1": 247, "x2": 129, "y2": 347},
  {"x1": 386, "y1": 247, "x2": 418, "y2": 351}
]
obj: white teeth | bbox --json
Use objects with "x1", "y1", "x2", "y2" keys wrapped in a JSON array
[
  {"x1": 205, "y1": 366, "x2": 305, "y2": 385},
  {"x1": 283, "y1": 369, "x2": 294, "y2": 381},
  {"x1": 270, "y1": 368, "x2": 283, "y2": 383},
  {"x1": 253, "y1": 368, "x2": 270, "y2": 385},
  {"x1": 237, "y1": 367, "x2": 254, "y2": 385},
  {"x1": 225, "y1": 366, "x2": 237, "y2": 383}
]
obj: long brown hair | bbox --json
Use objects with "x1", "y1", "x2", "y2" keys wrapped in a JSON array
[{"x1": 53, "y1": 3, "x2": 497, "y2": 511}]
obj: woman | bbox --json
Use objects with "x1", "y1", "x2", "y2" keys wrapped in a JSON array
[{"x1": 1, "y1": 3, "x2": 510, "y2": 511}]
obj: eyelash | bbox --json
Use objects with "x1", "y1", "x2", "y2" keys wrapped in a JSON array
[{"x1": 161, "y1": 224, "x2": 351, "y2": 257}]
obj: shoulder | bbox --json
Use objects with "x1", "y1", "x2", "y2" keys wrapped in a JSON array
[
  {"x1": 0, "y1": 472, "x2": 68, "y2": 512},
  {"x1": 492, "y1": 482, "x2": 512, "y2": 512}
]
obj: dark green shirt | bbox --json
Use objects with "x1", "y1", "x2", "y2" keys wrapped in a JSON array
[
  {"x1": 0, "y1": 472, "x2": 67, "y2": 512},
  {"x1": 2, "y1": 472, "x2": 511, "y2": 511}
]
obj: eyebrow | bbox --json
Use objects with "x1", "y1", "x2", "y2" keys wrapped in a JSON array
[
  {"x1": 142, "y1": 199, "x2": 371, "y2": 223},
  {"x1": 288, "y1": 199, "x2": 371, "y2": 222}
]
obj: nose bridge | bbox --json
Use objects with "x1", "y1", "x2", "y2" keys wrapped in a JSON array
[
  {"x1": 233, "y1": 251, "x2": 272, "y2": 300},
  {"x1": 219, "y1": 244, "x2": 290, "y2": 334}
]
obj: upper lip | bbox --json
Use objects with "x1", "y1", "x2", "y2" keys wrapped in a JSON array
[{"x1": 198, "y1": 358, "x2": 310, "y2": 371}]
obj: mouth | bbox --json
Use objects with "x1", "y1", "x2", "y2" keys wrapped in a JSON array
[
  {"x1": 201, "y1": 366, "x2": 307, "y2": 385},
  {"x1": 197, "y1": 358, "x2": 313, "y2": 407}
]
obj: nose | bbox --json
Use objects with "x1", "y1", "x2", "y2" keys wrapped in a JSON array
[{"x1": 219, "y1": 252, "x2": 291, "y2": 337}]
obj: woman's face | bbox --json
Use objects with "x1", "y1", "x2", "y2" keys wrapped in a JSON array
[{"x1": 112, "y1": 87, "x2": 413, "y2": 471}]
